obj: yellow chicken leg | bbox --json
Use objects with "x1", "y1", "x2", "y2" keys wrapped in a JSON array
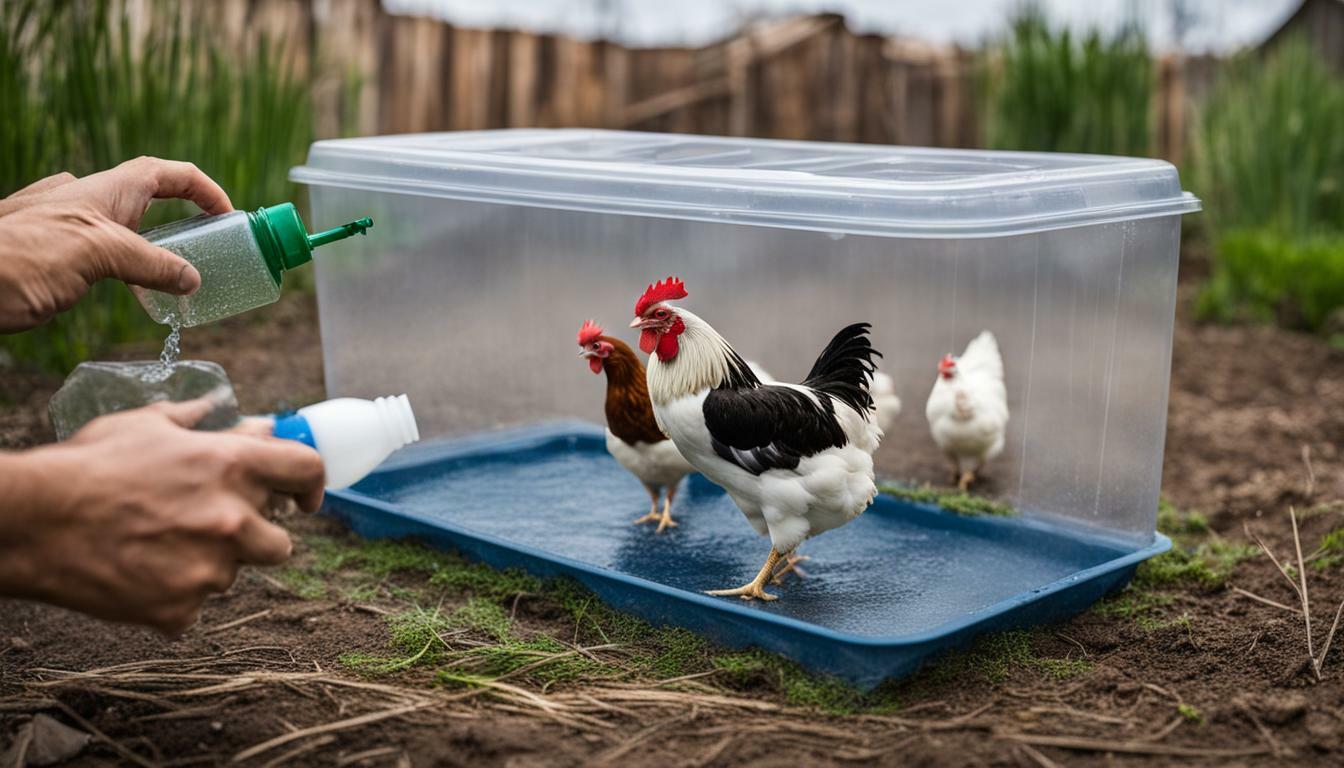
[
  {"x1": 771, "y1": 551, "x2": 810, "y2": 584},
  {"x1": 633, "y1": 484, "x2": 662, "y2": 526},
  {"x1": 707, "y1": 548, "x2": 783, "y2": 601},
  {"x1": 654, "y1": 496, "x2": 679, "y2": 533},
  {"x1": 958, "y1": 470, "x2": 976, "y2": 492}
]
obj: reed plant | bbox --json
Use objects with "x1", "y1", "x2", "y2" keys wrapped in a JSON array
[
  {"x1": 1189, "y1": 38, "x2": 1344, "y2": 333},
  {"x1": 983, "y1": 6, "x2": 1152, "y2": 157},
  {"x1": 0, "y1": 0, "x2": 314, "y2": 374}
]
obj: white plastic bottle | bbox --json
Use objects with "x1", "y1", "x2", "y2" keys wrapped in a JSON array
[{"x1": 271, "y1": 395, "x2": 420, "y2": 489}]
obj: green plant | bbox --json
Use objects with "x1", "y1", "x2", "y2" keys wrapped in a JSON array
[
  {"x1": 983, "y1": 5, "x2": 1152, "y2": 156},
  {"x1": 1190, "y1": 38, "x2": 1344, "y2": 239},
  {"x1": 1195, "y1": 229, "x2": 1344, "y2": 332},
  {"x1": 0, "y1": 0, "x2": 315, "y2": 373},
  {"x1": 1136, "y1": 540, "x2": 1257, "y2": 589},
  {"x1": 1312, "y1": 528, "x2": 1344, "y2": 570},
  {"x1": 1189, "y1": 37, "x2": 1344, "y2": 334}
]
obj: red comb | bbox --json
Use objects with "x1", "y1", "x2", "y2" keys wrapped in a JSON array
[
  {"x1": 577, "y1": 319, "x2": 605, "y2": 346},
  {"x1": 635, "y1": 276, "x2": 688, "y2": 316},
  {"x1": 939, "y1": 354, "x2": 956, "y2": 372}
]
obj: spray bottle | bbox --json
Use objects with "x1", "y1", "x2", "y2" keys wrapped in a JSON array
[{"x1": 135, "y1": 203, "x2": 371, "y2": 327}]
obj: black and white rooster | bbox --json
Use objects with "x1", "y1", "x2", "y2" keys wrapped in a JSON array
[{"x1": 630, "y1": 277, "x2": 883, "y2": 601}]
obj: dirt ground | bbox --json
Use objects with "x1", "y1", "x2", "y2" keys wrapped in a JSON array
[{"x1": 3, "y1": 264, "x2": 1344, "y2": 766}]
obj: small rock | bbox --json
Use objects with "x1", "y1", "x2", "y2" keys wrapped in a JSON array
[
  {"x1": 0, "y1": 714, "x2": 92, "y2": 767},
  {"x1": 210, "y1": 721, "x2": 223, "y2": 732},
  {"x1": 9, "y1": 636, "x2": 30, "y2": 651}
]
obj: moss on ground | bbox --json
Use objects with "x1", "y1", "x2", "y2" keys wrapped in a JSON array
[
  {"x1": 312, "y1": 534, "x2": 901, "y2": 710},
  {"x1": 301, "y1": 532, "x2": 1117, "y2": 713},
  {"x1": 1135, "y1": 540, "x2": 1258, "y2": 589},
  {"x1": 916, "y1": 630, "x2": 1093, "y2": 688},
  {"x1": 1313, "y1": 527, "x2": 1344, "y2": 570},
  {"x1": 1178, "y1": 703, "x2": 1204, "y2": 724},
  {"x1": 877, "y1": 483, "x2": 1017, "y2": 517},
  {"x1": 1134, "y1": 499, "x2": 1256, "y2": 590},
  {"x1": 1156, "y1": 498, "x2": 1210, "y2": 537}
]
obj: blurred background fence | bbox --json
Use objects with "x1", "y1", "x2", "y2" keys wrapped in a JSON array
[
  {"x1": 160, "y1": 0, "x2": 1220, "y2": 162},
  {"x1": 3, "y1": 0, "x2": 1343, "y2": 373}
]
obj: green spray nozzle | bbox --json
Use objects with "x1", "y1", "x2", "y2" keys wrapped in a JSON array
[
  {"x1": 308, "y1": 217, "x2": 373, "y2": 248},
  {"x1": 249, "y1": 203, "x2": 374, "y2": 283}
]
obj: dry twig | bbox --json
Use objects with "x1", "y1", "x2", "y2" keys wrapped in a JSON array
[{"x1": 203, "y1": 610, "x2": 272, "y2": 635}]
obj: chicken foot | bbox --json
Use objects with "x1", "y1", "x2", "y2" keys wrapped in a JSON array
[
  {"x1": 770, "y1": 551, "x2": 810, "y2": 584},
  {"x1": 707, "y1": 548, "x2": 783, "y2": 601},
  {"x1": 633, "y1": 485, "x2": 679, "y2": 533}
]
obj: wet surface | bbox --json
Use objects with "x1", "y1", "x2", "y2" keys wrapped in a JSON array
[{"x1": 349, "y1": 424, "x2": 1135, "y2": 637}]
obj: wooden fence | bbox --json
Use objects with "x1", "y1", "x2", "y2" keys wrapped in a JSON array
[{"x1": 165, "y1": 0, "x2": 1208, "y2": 161}]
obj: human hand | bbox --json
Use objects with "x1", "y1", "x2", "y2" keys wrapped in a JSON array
[
  {"x1": 0, "y1": 399, "x2": 324, "y2": 634},
  {"x1": 0, "y1": 157, "x2": 232, "y2": 333}
]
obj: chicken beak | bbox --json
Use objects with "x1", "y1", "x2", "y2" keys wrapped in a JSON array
[
  {"x1": 629, "y1": 317, "x2": 645, "y2": 329},
  {"x1": 578, "y1": 349, "x2": 594, "y2": 359}
]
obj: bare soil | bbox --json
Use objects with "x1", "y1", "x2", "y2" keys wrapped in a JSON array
[{"x1": 3, "y1": 270, "x2": 1344, "y2": 767}]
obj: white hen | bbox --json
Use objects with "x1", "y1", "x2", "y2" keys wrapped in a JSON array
[{"x1": 925, "y1": 331, "x2": 1008, "y2": 491}]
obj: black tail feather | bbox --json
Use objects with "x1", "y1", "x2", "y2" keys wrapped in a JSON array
[{"x1": 802, "y1": 323, "x2": 881, "y2": 419}]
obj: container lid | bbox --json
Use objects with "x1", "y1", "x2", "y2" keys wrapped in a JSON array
[{"x1": 290, "y1": 129, "x2": 1200, "y2": 239}]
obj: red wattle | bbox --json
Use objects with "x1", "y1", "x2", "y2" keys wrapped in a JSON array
[
  {"x1": 656, "y1": 332, "x2": 679, "y2": 361},
  {"x1": 639, "y1": 329, "x2": 658, "y2": 354},
  {"x1": 589, "y1": 357, "x2": 604, "y2": 374}
]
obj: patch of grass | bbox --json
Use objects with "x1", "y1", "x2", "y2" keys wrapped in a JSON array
[
  {"x1": 878, "y1": 484, "x2": 1017, "y2": 517},
  {"x1": 1313, "y1": 528, "x2": 1344, "y2": 570},
  {"x1": 1093, "y1": 590, "x2": 1173, "y2": 621},
  {"x1": 1157, "y1": 498, "x2": 1209, "y2": 539},
  {"x1": 1141, "y1": 498, "x2": 1255, "y2": 589},
  {"x1": 275, "y1": 567, "x2": 327, "y2": 600},
  {"x1": 292, "y1": 536, "x2": 541, "y2": 603},
  {"x1": 919, "y1": 630, "x2": 1091, "y2": 687},
  {"x1": 428, "y1": 561, "x2": 542, "y2": 601},
  {"x1": 446, "y1": 598, "x2": 513, "y2": 643},
  {"x1": 1140, "y1": 613, "x2": 1193, "y2": 633},
  {"x1": 1135, "y1": 540, "x2": 1257, "y2": 589},
  {"x1": 1196, "y1": 229, "x2": 1344, "y2": 332},
  {"x1": 1178, "y1": 703, "x2": 1204, "y2": 725},
  {"x1": 340, "y1": 605, "x2": 454, "y2": 674},
  {"x1": 1033, "y1": 657, "x2": 1095, "y2": 680},
  {"x1": 710, "y1": 649, "x2": 894, "y2": 714},
  {"x1": 447, "y1": 636, "x2": 617, "y2": 687}
]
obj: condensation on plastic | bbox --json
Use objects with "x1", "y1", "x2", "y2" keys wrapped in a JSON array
[
  {"x1": 293, "y1": 130, "x2": 1195, "y2": 545},
  {"x1": 135, "y1": 211, "x2": 280, "y2": 327}
]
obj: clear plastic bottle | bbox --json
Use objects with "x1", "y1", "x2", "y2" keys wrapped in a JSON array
[
  {"x1": 48, "y1": 360, "x2": 239, "y2": 440},
  {"x1": 135, "y1": 203, "x2": 371, "y2": 327}
]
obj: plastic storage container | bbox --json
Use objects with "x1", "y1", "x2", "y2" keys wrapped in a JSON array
[{"x1": 292, "y1": 130, "x2": 1198, "y2": 682}]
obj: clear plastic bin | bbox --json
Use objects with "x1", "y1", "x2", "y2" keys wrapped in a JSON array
[{"x1": 292, "y1": 129, "x2": 1198, "y2": 545}]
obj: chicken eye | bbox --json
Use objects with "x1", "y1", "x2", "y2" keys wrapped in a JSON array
[{"x1": 656, "y1": 310, "x2": 668, "y2": 318}]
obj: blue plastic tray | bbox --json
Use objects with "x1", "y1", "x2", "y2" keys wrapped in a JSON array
[{"x1": 322, "y1": 422, "x2": 1169, "y2": 687}]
